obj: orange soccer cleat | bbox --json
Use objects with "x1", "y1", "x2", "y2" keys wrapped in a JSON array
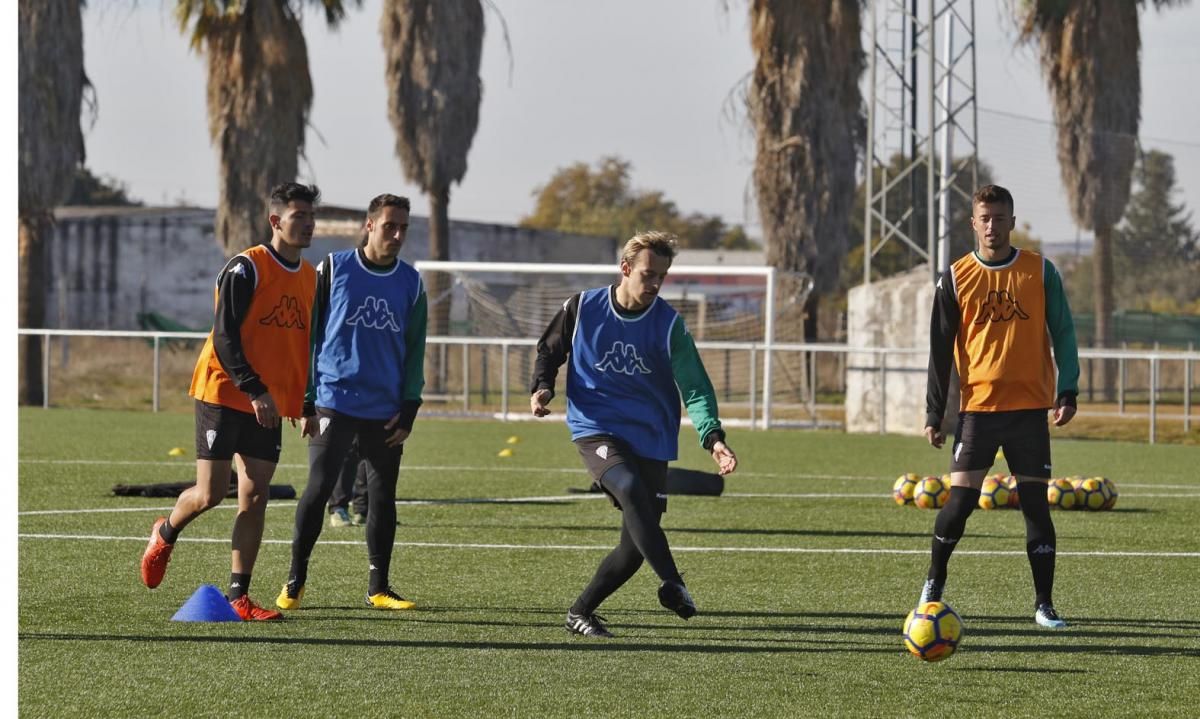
[
  {"x1": 140, "y1": 517, "x2": 174, "y2": 589},
  {"x1": 230, "y1": 594, "x2": 284, "y2": 621}
]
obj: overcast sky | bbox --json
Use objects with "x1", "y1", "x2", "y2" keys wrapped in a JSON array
[{"x1": 78, "y1": 0, "x2": 1200, "y2": 250}]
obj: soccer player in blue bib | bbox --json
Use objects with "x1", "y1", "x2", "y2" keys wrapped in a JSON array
[
  {"x1": 531, "y1": 231, "x2": 739, "y2": 638},
  {"x1": 276, "y1": 193, "x2": 427, "y2": 612}
]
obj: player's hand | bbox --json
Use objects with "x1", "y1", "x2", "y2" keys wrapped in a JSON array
[
  {"x1": 530, "y1": 389, "x2": 552, "y2": 417},
  {"x1": 299, "y1": 415, "x2": 317, "y2": 438},
  {"x1": 384, "y1": 412, "x2": 410, "y2": 447},
  {"x1": 711, "y1": 441, "x2": 738, "y2": 476},
  {"x1": 250, "y1": 393, "x2": 280, "y2": 428},
  {"x1": 1052, "y1": 402, "x2": 1077, "y2": 427},
  {"x1": 924, "y1": 426, "x2": 946, "y2": 449}
]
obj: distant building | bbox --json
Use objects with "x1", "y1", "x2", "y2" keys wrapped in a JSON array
[{"x1": 46, "y1": 205, "x2": 617, "y2": 331}]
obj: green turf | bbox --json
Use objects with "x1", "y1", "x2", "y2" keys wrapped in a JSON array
[{"x1": 18, "y1": 408, "x2": 1200, "y2": 718}]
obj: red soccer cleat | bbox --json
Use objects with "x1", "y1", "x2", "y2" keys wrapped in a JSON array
[
  {"x1": 230, "y1": 595, "x2": 284, "y2": 621},
  {"x1": 140, "y1": 517, "x2": 174, "y2": 589}
]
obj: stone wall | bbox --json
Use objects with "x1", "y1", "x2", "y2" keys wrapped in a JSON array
[{"x1": 844, "y1": 266, "x2": 958, "y2": 436}]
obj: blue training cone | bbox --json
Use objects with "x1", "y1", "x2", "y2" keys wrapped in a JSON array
[{"x1": 171, "y1": 584, "x2": 243, "y2": 622}]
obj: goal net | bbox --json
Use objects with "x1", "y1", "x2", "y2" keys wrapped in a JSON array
[{"x1": 411, "y1": 260, "x2": 827, "y2": 428}]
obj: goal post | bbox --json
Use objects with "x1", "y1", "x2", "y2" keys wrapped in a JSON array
[{"x1": 414, "y1": 260, "x2": 779, "y2": 427}]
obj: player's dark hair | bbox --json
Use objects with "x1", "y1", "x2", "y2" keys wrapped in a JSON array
[
  {"x1": 973, "y1": 184, "x2": 1014, "y2": 213},
  {"x1": 367, "y1": 193, "x2": 411, "y2": 219},
  {"x1": 269, "y1": 183, "x2": 320, "y2": 214}
]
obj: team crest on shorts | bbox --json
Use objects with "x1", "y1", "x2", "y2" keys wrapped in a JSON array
[
  {"x1": 595, "y1": 445, "x2": 609, "y2": 460},
  {"x1": 206, "y1": 430, "x2": 217, "y2": 449}
]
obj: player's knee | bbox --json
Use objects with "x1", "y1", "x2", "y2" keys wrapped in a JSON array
[
  {"x1": 197, "y1": 489, "x2": 226, "y2": 510},
  {"x1": 941, "y1": 486, "x2": 979, "y2": 520},
  {"x1": 599, "y1": 464, "x2": 643, "y2": 507}
]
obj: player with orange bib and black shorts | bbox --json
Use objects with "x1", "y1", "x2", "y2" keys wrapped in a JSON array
[
  {"x1": 140, "y1": 183, "x2": 319, "y2": 621},
  {"x1": 918, "y1": 184, "x2": 1080, "y2": 629}
]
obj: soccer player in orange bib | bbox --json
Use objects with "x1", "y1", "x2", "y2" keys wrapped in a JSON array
[
  {"x1": 919, "y1": 185, "x2": 1080, "y2": 629},
  {"x1": 140, "y1": 183, "x2": 319, "y2": 621}
]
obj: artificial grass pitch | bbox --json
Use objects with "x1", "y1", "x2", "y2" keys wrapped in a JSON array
[{"x1": 17, "y1": 408, "x2": 1200, "y2": 717}]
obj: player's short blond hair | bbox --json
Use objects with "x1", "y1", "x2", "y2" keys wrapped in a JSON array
[{"x1": 621, "y1": 230, "x2": 678, "y2": 266}]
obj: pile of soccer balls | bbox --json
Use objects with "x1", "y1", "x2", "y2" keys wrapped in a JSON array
[{"x1": 892, "y1": 473, "x2": 1119, "y2": 511}]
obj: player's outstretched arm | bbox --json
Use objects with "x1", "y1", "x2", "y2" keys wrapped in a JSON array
[{"x1": 711, "y1": 440, "x2": 737, "y2": 476}]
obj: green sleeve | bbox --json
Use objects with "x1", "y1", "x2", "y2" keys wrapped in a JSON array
[
  {"x1": 1044, "y1": 258, "x2": 1080, "y2": 396},
  {"x1": 669, "y1": 317, "x2": 723, "y2": 447},
  {"x1": 403, "y1": 288, "x2": 428, "y2": 403}
]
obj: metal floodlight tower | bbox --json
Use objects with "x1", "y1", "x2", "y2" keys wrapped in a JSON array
[{"x1": 863, "y1": 0, "x2": 979, "y2": 284}]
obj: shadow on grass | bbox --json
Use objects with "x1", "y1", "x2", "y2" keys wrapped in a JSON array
[
  {"x1": 950, "y1": 667, "x2": 1089, "y2": 674},
  {"x1": 17, "y1": 631, "x2": 896, "y2": 655},
  {"x1": 400, "y1": 523, "x2": 1009, "y2": 540}
]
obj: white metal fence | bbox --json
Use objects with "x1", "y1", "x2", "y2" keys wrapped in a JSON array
[{"x1": 15, "y1": 329, "x2": 1198, "y2": 443}]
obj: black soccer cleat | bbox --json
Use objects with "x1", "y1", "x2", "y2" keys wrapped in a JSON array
[
  {"x1": 658, "y1": 580, "x2": 697, "y2": 620},
  {"x1": 565, "y1": 611, "x2": 615, "y2": 638}
]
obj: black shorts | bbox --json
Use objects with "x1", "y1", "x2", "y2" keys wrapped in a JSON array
[
  {"x1": 949, "y1": 409, "x2": 1052, "y2": 478},
  {"x1": 575, "y1": 435, "x2": 669, "y2": 514},
  {"x1": 194, "y1": 400, "x2": 282, "y2": 463}
]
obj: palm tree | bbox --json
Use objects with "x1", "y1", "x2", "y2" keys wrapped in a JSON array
[
  {"x1": 18, "y1": 0, "x2": 87, "y2": 405},
  {"x1": 748, "y1": 0, "x2": 865, "y2": 341},
  {"x1": 176, "y1": 0, "x2": 357, "y2": 256},
  {"x1": 380, "y1": 0, "x2": 484, "y2": 344},
  {"x1": 1016, "y1": 0, "x2": 1190, "y2": 399}
]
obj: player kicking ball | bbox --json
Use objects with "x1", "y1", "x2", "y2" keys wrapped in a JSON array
[
  {"x1": 919, "y1": 185, "x2": 1080, "y2": 629},
  {"x1": 530, "y1": 231, "x2": 738, "y2": 639}
]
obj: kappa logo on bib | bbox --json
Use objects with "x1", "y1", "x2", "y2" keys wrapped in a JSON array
[{"x1": 594, "y1": 341, "x2": 651, "y2": 375}]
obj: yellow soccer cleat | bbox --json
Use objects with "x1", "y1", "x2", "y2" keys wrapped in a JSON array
[
  {"x1": 366, "y1": 588, "x2": 417, "y2": 610},
  {"x1": 275, "y1": 583, "x2": 304, "y2": 611}
]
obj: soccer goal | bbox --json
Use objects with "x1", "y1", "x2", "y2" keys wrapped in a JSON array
[{"x1": 413, "y1": 260, "x2": 787, "y2": 427}]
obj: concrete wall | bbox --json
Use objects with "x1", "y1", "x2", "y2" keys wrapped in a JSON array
[
  {"x1": 45, "y1": 206, "x2": 617, "y2": 331},
  {"x1": 844, "y1": 266, "x2": 958, "y2": 436}
]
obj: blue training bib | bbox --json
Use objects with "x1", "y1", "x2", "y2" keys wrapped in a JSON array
[
  {"x1": 315, "y1": 249, "x2": 422, "y2": 420},
  {"x1": 566, "y1": 287, "x2": 682, "y2": 461}
]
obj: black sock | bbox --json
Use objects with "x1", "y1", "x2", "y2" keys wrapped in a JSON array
[
  {"x1": 288, "y1": 561, "x2": 308, "y2": 592},
  {"x1": 229, "y1": 572, "x2": 251, "y2": 599},
  {"x1": 1018, "y1": 481, "x2": 1057, "y2": 608},
  {"x1": 159, "y1": 518, "x2": 180, "y2": 544},
  {"x1": 368, "y1": 565, "x2": 387, "y2": 597},
  {"x1": 927, "y1": 486, "x2": 980, "y2": 586},
  {"x1": 572, "y1": 524, "x2": 644, "y2": 615}
]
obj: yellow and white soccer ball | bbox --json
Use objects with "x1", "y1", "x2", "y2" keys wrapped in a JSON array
[
  {"x1": 903, "y1": 601, "x2": 964, "y2": 662},
  {"x1": 1002, "y1": 475, "x2": 1021, "y2": 508},
  {"x1": 893, "y1": 473, "x2": 920, "y2": 506},
  {"x1": 1047, "y1": 478, "x2": 1078, "y2": 510},
  {"x1": 913, "y1": 476, "x2": 950, "y2": 510},
  {"x1": 978, "y1": 475, "x2": 1011, "y2": 510},
  {"x1": 1099, "y1": 477, "x2": 1119, "y2": 510},
  {"x1": 1076, "y1": 477, "x2": 1109, "y2": 511}
]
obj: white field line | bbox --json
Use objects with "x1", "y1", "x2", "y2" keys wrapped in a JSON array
[
  {"x1": 17, "y1": 490, "x2": 1200, "y2": 518},
  {"x1": 16, "y1": 532, "x2": 1200, "y2": 558},
  {"x1": 17, "y1": 458, "x2": 1200, "y2": 489}
]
